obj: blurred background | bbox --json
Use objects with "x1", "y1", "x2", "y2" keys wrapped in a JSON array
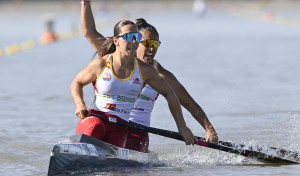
[
  {"x1": 1, "y1": 0, "x2": 300, "y2": 176},
  {"x1": 2, "y1": 0, "x2": 300, "y2": 57}
]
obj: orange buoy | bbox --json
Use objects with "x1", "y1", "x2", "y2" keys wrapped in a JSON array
[
  {"x1": 40, "y1": 32, "x2": 56, "y2": 44},
  {"x1": 263, "y1": 12, "x2": 274, "y2": 22}
]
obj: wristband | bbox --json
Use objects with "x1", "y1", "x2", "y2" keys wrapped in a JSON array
[{"x1": 81, "y1": 0, "x2": 90, "y2": 5}]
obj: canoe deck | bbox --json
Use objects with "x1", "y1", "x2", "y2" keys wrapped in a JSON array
[{"x1": 47, "y1": 134, "x2": 159, "y2": 176}]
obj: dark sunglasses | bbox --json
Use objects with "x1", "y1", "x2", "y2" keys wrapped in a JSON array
[
  {"x1": 140, "y1": 40, "x2": 161, "y2": 48},
  {"x1": 115, "y1": 32, "x2": 142, "y2": 42}
]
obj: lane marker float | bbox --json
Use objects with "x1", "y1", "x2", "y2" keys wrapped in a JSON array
[{"x1": 0, "y1": 16, "x2": 121, "y2": 57}]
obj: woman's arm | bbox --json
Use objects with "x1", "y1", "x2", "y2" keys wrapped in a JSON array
[
  {"x1": 70, "y1": 58, "x2": 106, "y2": 119},
  {"x1": 158, "y1": 63, "x2": 218, "y2": 143},
  {"x1": 139, "y1": 61, "x2": 196, "y2": 145},
  {"x1": 81, "y1": 0, "x2": 106, "y2": 53}
]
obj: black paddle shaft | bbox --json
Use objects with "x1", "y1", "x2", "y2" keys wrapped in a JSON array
[{"x1": 85, "y1": 112, "x2": 298, "y2": 164}]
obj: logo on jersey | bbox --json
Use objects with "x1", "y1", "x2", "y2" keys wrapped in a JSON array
[
  {"x1": 103, "y1": 73, "x2": 111, "y2": 81},
  {"x1": 105, "y1": 103, "x2": 130, "y2": 114},
  {"x1": 105, "y1": 103, "x2": 116, "y2": 110},
  {"x1": 133, "y1": 106, "x2": 144, "y2": 111},
  {"x1": 146, "y1": 85, "x2": 154, "y2": 90},
  {"x1": 133, "y1": 78, "x2": 141, "y2": 85},
  {"x1": 139, "y1": 94, "x2": 152, "y2": 101}
]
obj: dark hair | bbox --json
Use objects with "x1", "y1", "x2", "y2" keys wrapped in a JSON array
[
  {"x1": 135, "y1": 18, "x2": 159, "y2": 38},
  {"x1": 97, "y1": 20, "x2": 136, "y2": 57}
]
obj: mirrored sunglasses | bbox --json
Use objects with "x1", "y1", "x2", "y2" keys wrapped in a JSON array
[
  {"x1": 115, "y1": 32, "x2": 142, "y2": 42},
  {"x1": 140, "y1": 40, "x2": 161, "y2": 48}
]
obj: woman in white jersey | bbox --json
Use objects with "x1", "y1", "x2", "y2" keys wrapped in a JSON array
[
  {"x1": 80, "y1": 0, "x2": 218, "y2": 152},
  {"x1": 71, "y1": 19, "x2": 196, "y2": 148}
]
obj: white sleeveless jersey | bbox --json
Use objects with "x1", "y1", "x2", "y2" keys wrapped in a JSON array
[
  {"x1": 90, "y1": 55, "x2": 144, "y2": 122},
  {"x1": 129, "y1": 60, "x2": 159, "y2": 126}
]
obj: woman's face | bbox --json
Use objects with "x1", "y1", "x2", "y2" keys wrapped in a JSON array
[
  {"x1": 137, "y1": 30, "x2": 159, "y2": 64},
  {"x1": 114, "y1": 24, "x2": 140, "y2": 57}
]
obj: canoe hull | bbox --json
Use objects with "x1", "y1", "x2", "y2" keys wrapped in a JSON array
[{"x1": 47, "y1": 134, "x2": 158, "y2": 176}]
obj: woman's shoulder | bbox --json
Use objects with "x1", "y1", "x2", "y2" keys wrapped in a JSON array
[
  {"x1": 156, "y1": 62, "x2": 168, "y2": 74},
  {"x1": 156, "y1": 62, "x2": 176, "y2": 80},
  {"x1": 137, "y1": 59, "x2": 155, "y2": 71},
  {"x1": 93, "y1": 55, "x2": 109, "y2": 64},
  {"x1": 87, "y1": 55, "x2": 109, "y2": 71}
]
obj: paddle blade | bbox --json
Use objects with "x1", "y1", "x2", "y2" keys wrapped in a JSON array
[{"x1": 218, "y1": 143, "x2": 299, "y2": 164}]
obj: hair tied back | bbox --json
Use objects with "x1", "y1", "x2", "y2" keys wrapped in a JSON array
[{"x1": 135, "y1": 18, "x2": 148, "y2": 26}]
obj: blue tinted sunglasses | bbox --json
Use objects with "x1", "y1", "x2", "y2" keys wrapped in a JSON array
[{"x1": 115, "y1": 32, "x2": 142, "y2": 42}]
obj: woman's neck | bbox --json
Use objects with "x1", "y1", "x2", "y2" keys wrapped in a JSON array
[
  {"x1": 111, "y1": 52, "x2": 134, "y2": 79},
  {"x1": 112, "y1": 51, "x2": 134, "y2": 67}
]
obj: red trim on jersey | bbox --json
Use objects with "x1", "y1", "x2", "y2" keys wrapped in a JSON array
[{"x1": 92, "y1": 81, "x2": 99, "y2": 93}]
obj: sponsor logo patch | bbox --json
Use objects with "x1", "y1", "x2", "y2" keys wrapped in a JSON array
[
  {"x1": 103, "y1": 73, "x2": 111, "y2": 81},
  {"x1": 105, "y1": 103, "x2": 116, "y2": 110},
  {"x1": 133, "y1": 78, "x2": 141, "y2": 85},
  {"x1": 117, "y1": 95, "x2": 136, "y2": 103},
  {"x1": 104, "y1": 103, "x2": 130, "y2": 114},
  {"x1": 133, "y1": 106, "x2": 144, "y2": 111},
  {"x1": 146, "y1": 85, "x2": 155, "y2": 90},
  {"x1": 139, "y1": 94, "x2": 152, "y2": 101}
]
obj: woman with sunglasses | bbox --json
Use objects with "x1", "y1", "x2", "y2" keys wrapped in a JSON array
[
  {"x1": 80, "y1": 0, "x2": 218, "y2": 152},
  {"x1": 72, "y1": 18, "x2": 196, "y2": 148}
]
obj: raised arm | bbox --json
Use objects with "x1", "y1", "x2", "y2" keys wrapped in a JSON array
[
  {"x1": 158, "y1": 63, "x2": 218, "y2": 143},
  {"x1": 81, "y1": 0, "x2": 106, "y2": 53},
  {"x1": 139, "y1": 61, "x2": 196, "y2": 145}
]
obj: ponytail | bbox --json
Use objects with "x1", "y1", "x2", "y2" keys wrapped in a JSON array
[
  {"x1": 97, "y1": 37, "x2": 116, "y2": 57},
  {"x1": 135, "y1": 18, "x2": 159, "y2": 37},
  {"x1": 136, "y1": 18, "x2": 148, "y2": 26}
]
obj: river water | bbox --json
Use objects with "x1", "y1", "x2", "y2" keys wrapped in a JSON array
[{"x1": 0, "y1": 1, "x2": 300, "y2": 176}]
